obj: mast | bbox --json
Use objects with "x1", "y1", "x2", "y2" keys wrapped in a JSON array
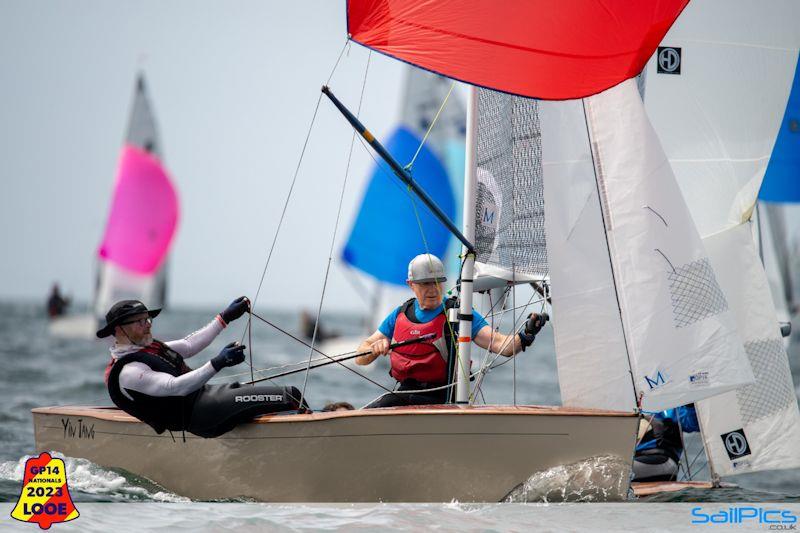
[{"x1": 455, "y1": 87, "x2": 479, "y2": 404}]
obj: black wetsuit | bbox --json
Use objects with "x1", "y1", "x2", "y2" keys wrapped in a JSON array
[{"x1": 105, "y1": 341, "x2": 307, "y2": 438}]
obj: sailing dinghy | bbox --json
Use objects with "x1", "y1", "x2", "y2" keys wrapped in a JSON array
[
  {"x1": 48, "y1": 74, "x2": 178, "y2": 339},
  {"x1": 32, "y1": 1, "x2": 744, "y2": 502}
]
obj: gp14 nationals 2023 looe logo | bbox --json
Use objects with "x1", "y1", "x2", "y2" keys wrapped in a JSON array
[{"x1": 10, "y1": 452, "x2": 79, "y2": 529}]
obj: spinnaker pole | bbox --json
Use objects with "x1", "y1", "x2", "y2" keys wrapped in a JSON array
[
  {"x1": 321, "y1": 85, "x2": 475, "y2": 253},
  {"x1": 455, "y1": 87, "x2": 479, "y2": 404}
]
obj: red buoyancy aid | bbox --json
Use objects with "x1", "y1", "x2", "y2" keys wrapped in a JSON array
[{"x1": 390, "y1": 299, "x2": 451, "y2": 384}]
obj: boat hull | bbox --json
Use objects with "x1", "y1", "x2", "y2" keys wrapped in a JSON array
[{"x1": 33, "y1": 405, "x2": 637, "y2": 502}]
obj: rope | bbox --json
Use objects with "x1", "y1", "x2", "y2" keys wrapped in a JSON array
[
  {"x1": 245, "y1": 40, "x2": 349, "y2": 342},
  {"x1": 405, "y1": 81, "x2": 456, "y2": 171},
  {"x1": 470, "y1": 286, "x2": 511, "y2": 405},
  {"x1": 246, "y1": 92, "x2": 324, "y2": 336},
  {"x1": 326, "y1": 40, "x2": 350, "y2": 86},
  {"x1": 245, "y1": 310, "x2": 399, "y2": 396},
  {"x1": 247, "y1": 313, "x2": 254, "y2": 385},
  {"x1": 299, "y1": 51, "x2": 373, "y2": 409}
]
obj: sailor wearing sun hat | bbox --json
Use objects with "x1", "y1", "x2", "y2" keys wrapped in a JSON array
[
  {"x1": 356, "y1": 253, "x2": 549, "y2": 408},
  {"x1": 100, "y1": 297, "x2": 306, "y2": 437}
]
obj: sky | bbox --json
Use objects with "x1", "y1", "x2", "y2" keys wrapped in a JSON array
[
  {"x1": 3, "y1": 2, "x2": 799, "y2": 316},
  {"x1": 0, "y1": 1, "x2": 425, "y2": 313}
]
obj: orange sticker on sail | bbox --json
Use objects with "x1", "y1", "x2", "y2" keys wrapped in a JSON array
[{"x1": 11, "y1": 452, "x2": 79, "y2": 529}]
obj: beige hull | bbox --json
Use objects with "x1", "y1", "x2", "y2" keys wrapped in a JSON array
[{"x1": 33, "y1": 404, "x2": 638, "y2": 502}]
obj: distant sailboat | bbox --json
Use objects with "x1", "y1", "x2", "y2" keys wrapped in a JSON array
[
  {"x1": 49, "y1": 74, "x2": 178, "y2": 338},
  {"x1": 757, "y1": 54, "x2": 800, "y2": 334}
]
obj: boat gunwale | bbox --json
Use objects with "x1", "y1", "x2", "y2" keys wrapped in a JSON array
[{"x1": 32, "y1": 404, "x2": 638, "y2": 424}]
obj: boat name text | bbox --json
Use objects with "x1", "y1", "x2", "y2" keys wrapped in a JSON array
[{"x1": 61, "y1": 418, "x2": 95, "y2": 440}]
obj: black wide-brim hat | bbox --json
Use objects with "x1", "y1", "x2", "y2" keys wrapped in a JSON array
[{"x1": 96, "y1": 299, "x2": 161, "y2": 338}]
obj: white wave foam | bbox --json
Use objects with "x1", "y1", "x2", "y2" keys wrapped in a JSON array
[
  {"x1": 0, "y1": 452, "x2": 189, "y2": 502},
  {"x1": 504, "y1": 454, "x2": 633, "y2": 503}
]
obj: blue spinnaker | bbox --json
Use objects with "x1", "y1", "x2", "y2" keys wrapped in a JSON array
[
  {"x1": 342, "y1": 126, "x2": 455, "y2": 286},
  {"x1": 760, "y1": 55, "x2": 800, "y2": 203}
]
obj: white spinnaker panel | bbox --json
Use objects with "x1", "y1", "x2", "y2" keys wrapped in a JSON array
[
  {"x1": 643, "y1": 0, "x2": 800, "y2": 237},
  {"x1": 696, "y1": 224, "x2": 800, "y2": 475},
  {"x1": 542, "y1": 98, "x2": 635, "y2": 411},
  {"x1": 583, "y1": 79, "x2": 753, "y2": 411}
]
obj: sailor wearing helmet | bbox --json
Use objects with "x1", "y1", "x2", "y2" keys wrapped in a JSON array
[{"x1": 356, "y1": 253, "x2": 548, "y2": 407}]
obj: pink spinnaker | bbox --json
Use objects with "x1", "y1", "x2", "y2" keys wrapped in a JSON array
[{"x1": 97, "y1": 144, "x2": 179, "y2": 275}]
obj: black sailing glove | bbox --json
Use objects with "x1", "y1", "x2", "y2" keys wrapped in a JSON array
[
  {"x1": 518, "y1": 313, "x2": 549, "y2": 351},
  {"x1": 211, "y1": 342, "x2": 246, "y2": 371},
  {"x1": 220, "y1": 296, "x2": 250, "y2": 325}
]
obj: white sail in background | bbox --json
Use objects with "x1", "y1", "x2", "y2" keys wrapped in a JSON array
[
  {"x1": 699, "y1": 225, "x2": 800, "y2": 475},
  {"x1": 643, "y1": 0, "x2": 800, "y2": 476},
  {"x1": 758, "y1": 204, "x2": 795, "y2": 330}
]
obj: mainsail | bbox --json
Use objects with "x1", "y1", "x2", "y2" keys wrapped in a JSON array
[
  {"x1": 547, "y1": 80, "x2": 753, "y2": 412},
  {"x1": 94, "y1": 74, "x2": 178, "y2": 318},
  {"x1": 469, "y1": 80, "x2": 755, "y2": 413},
  {"x1": 642, "y1": 0, "x2": 800, "y2": 476}
]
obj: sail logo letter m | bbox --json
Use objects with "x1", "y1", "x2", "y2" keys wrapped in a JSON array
[
  {"x1": 482, "y1": 207, "x2": 495, "y2": 226},
  {"x1": 644, "y1": 370, "x2": 667, "y2": 390}
]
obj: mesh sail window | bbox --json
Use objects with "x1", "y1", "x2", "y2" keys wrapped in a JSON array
[{"x1": 474, "y1": 89, "x2": 547, "y2": 283}]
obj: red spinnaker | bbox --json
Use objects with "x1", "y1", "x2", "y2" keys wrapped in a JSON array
[{"x1": 347, "y1": 0, "x2": 688, "y2": 99}]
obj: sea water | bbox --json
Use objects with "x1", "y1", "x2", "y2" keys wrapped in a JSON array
[{"x1": 1, "y1": 300, "x2": 799, "y2": 530}]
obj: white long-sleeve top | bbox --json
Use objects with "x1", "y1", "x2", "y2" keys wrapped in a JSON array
[{"x1": 113, "y1": 316, "x2": 226, "y2": 400}]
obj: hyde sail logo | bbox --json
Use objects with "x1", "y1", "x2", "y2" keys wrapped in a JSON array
[
  {"x1": 721, "y1": 429, "x2": 752, "y2": 461},
  {"x1": 11, "y1": 452, "x2": 79, "y2": 529},
  {"x1": 657, "y1": 47, "x2": 681, "y2": 75}
]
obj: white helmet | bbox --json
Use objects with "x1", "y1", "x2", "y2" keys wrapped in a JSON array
[{"x1": 407, "y1": 254, "x2": 447, "y2": 283}]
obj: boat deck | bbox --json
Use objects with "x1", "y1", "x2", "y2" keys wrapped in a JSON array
[{"x1": 32, "y1": 403, "x2": 638, "y2": 424}]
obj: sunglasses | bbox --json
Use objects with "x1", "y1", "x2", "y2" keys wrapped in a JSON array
[{"x1": 121, "y1": 317, "x2": 152, "y2": 327}]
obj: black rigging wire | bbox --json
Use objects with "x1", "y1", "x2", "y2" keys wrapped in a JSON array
[{"x1": 299, "y1": 51, "x2": 373, "y2": 409}]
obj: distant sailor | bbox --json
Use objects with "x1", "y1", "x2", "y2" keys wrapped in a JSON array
[
  {"x1": 632, "y1": 405, "x2": 699, "y2": 482},
  {"x1": 100, "y1": 297, "x2": 306, "y2": 438},
  {"x1": 46, "y1": 283, "x2": 70, "y2": 318},
  {"x1": 356, "y1": 253, "x2": 548, "y2": 407}
]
